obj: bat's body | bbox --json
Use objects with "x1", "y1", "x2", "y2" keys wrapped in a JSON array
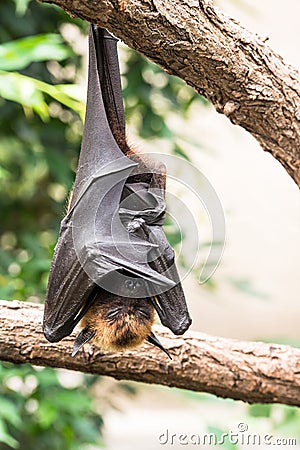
[{"x1": 43, "y1": 26, "x2": 191, "y2": 358}]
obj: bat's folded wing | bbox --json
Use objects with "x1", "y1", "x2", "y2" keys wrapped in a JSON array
[
  {"x1": 43, "y1": 172, "x2": 176, "y2": 342},
  {"x1": 43, "y1": 24, "x2": 192, "y2": 345}
]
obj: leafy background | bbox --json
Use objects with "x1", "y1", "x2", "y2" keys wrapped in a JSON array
[{"x1": 0, "y1": 0, "x2": 299, "y2": 449}]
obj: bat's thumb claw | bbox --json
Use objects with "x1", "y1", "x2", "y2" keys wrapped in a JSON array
[
  {"x1": 147, "y1": 332, "x2": 172, "y2": 360},
  {"x1": 72, "y1": 327, "x2": 96, "y2": 357}
]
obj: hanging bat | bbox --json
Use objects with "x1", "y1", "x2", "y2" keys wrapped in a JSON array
[{"x1": 43, "y1": 25, "x2": 192, "y2": 359}]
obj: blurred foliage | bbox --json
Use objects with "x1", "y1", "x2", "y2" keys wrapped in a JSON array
[
  {"x1": 0, "y1": 0, "x2": 86, "y2": 303},
  {"x1": 247, "y1": 403, "x2": 300, "y2": 442},
  {"x1": 0, "y1": 33, "x2": 72, "y2": 71},
  {"x1": 122, "y1": 49, "x2": 203, "y2": 140},
  {"x1": 0, "y1": 364, "x2": 102, "y2": 450}
]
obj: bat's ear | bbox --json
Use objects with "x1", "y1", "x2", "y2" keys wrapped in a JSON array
[
  {"x1": 147, "y1": 332, "x2": 172, "y2": 360},
  {"x1": 72, "y1": 327, "x2": 96, "y2": 357}
]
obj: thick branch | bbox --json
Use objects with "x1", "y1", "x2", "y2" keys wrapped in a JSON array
[
  {"x1": 40, "y1": 0, "x2": 300, "y2": 186},
  {"x1": 1, "y1": 300, "x2": 300, "y2": 406}
]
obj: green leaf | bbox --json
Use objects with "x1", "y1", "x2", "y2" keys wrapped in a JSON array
[
  {"x1": 0, "y1": 398, "x2": 22, "y2": 428},
  {"x1": 0, "y1": 71, "x2": 48, "y2": 120},
  {"x1": 36, "y1": 402, "x2": 58, "y2": 429},
  {"x1": 172, "y1": 144, "x2": 191, "y2": 161},
  {"x1": 0, "y1": 419, "x2": 19, "y2": 449},
  {"x1": 0, "y1": 71, "x2": 84, "y2": 120},
  {"x1": 13, "y1": 0, "x2": 31, "y2": 16},
  {"x1": 248, "y1": 404, "x2": 273, "y2": 418},
  {"x1": 43, "y1": 83, "x2": 85, "y2": 118},
  {"x1": 0, "y1": 34, "x2": 72, "y2": 71},
  {"x1": 0, "y1": 165, "x2": 10, "y2": 180}
]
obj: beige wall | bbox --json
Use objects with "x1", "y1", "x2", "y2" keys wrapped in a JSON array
[{"x1": 183, "y1": 0, "x2": 300, "y2": 341}]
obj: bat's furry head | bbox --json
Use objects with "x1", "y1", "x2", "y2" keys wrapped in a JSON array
[{"x1": 72, "y1": 293, "x2": 171, "y2": 358}]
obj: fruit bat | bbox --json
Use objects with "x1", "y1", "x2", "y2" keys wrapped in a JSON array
[{"x1": 43, "y1": 25, "x2": 192, "y2": 358}]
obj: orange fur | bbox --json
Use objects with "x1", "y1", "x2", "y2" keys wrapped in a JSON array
[{"x1": 80, "y1": 296, "x2": 155, "y2": 352}]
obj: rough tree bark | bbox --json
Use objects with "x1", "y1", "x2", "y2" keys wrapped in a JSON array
[
  {"x1": 1, "y1": 300, "x2": 300, "y2": 406},
  {"x1": 40, "y1": 0, "x2": 300, "y2": 187}
]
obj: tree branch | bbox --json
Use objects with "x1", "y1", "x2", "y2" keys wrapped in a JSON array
[
  {"x1": 1, "y1": 300, "x2": 300, "y2": 406},
  {"x1": 40, "y1": 0, "x2": 300, "y2": 187}
]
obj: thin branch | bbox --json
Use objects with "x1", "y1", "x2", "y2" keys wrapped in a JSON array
[
  {"x1": 40, "y1": 0, "x2": 300, "y2": 187},
  {"x1": 1, "y1": 300, "x2": 300, "y2": 406}
]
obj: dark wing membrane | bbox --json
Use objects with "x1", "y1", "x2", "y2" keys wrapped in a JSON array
[
  {"x1": 43, "y1": 218, "x2": 96, "y2": 342},
  {"x1": 120, "y1": 166, "x2": 192, "y2": 335},
  {"x1": 91, "y1": 26, "x2": 127, "y2": 151},
  {"x1": 149, "y1": 231, "x2": 192, "y2": 335},
  {"x1": 149, "y1": 169, "x2": 192, "y2": 334}
]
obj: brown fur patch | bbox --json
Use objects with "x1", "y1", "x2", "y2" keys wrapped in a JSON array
[{"x1": 80, "y1": 294, "x2": 155, "y2": 352}]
